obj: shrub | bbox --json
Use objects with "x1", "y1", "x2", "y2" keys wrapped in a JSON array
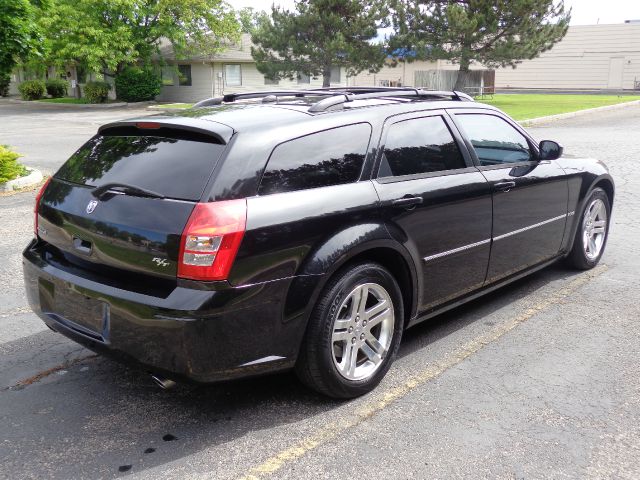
[
  {"x1": 115, "y1": 67, "x2": 162, "y2": 102},
  {"x1": 0, "y1": 145, "x2": 28, "y2": 183},
  {"x1": 84, "y1": 81, "x2": 111, "y2": 103},
  {"x1": 0, "y1": 73, "x2": 10, "y2": 97},
  {"x1": 45, "y1": 79, "x2": 68, "y2": 98},
  {"x1": 18, "y1": 80, "x2": 46, "y2": 100}
]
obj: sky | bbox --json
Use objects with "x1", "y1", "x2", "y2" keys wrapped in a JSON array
[{"x1": 227, "y1": 0, "x2": 640, "y2": 25}]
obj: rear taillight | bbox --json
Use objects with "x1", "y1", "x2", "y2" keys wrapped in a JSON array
[
  {"x1": 34, "y1": 177, "x2": 51, "y2": 237},
  {"x1": 178, "y1": 199, "x2": 247, "y2": 281}
]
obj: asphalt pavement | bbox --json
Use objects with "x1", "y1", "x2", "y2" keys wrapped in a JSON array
[{"x1": 0, "y1": 101, "x2": 639, "y2": 479}]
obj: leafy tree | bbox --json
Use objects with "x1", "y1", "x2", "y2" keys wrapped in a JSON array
[
  {"x1": 0, "y1": 0, "x2": 47, "y2": 78},
  {"x1": 237, "y1": 7, "x2": 267, "y2": 34},
  {"x1": 390, "y1": 0, "x2": 571, "y2": 90},
  {"x1": 251, "y1": 0, "x2": 388, "y2": 87},
  {"x1": 40, "y1": 0, "x2": 240, "y2": 76}
]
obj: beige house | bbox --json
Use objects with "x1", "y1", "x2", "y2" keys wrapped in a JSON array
[
  {"x1": 157, "y1": 34, "x2": 347, "y2": 103},
  {"x1": 363, "y1": 23, "x2": 640, "y2": 92},
  {"x1": 494, "y1": 23, "x2": 640, "y2": 90}
]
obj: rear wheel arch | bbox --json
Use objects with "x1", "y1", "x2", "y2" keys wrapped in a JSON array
[{"x1": 283, "y1": 240, "x2": 419, "y2": 337}]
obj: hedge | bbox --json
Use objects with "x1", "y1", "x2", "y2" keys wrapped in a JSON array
[
  {"x1": 115, "y1": 67, "x2": 162, "y2": 102},
  {"x1": 84, "y1": 81, "x2": 111, "y2": 103},
  {"x1": 18, "y1": 80, "x2": 46, "y2": 100}
]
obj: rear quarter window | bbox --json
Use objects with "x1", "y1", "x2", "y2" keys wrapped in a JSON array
[
  {"x1": 55, "y1": 131, "x2": 226, "y2": 201},
  {"x1": 258, "y1": 123, "x2": 372, "y2": 195}
]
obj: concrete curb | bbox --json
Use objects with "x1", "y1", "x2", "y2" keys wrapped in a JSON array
[
  {"x1": 2, "y1": 98, "x2": 157, "y2": 109},
  {"x1": 519, "y1": 99, "x2": 640, "y2": 126},
  {"x1": 0, "y1": 167, "x2": 43, "y2": 192}
]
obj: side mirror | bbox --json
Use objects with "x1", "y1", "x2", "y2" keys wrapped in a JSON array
[{"x1": 539, "y1": 140, "x2": 563, "y2": 160}]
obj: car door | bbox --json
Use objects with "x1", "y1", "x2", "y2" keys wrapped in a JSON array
[
  {"x1": 450, "y1": 110, "x2": 568, "y2": 284},
  {"x1": 373, "y1": 111, "x2": 493, "y2": 313}
]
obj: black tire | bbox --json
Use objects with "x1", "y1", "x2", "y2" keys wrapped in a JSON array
[
  {"x1": 566, "y1": 187, "x2": 611, "y2": 270},
  {"x1": 295, "y1": 262, "x2": 404, "y2": 399}
]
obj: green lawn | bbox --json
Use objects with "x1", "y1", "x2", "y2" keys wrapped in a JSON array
[
  {"x1": 38, "y1": 97, "x2": 89, "y2": 104},
  {"x1": 478, "y1": 94, "x2": 640, "y2": 120},
  {"x1": 159, "y1": 102, "x2": 194, "y2": 109}
]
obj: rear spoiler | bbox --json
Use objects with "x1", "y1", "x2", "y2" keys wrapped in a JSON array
[{"x1": 98, "y1": 118, "x2": 234, "y2": 144}]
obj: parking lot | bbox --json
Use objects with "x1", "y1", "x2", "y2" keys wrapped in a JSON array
[{"x1": 1, "y1": 100, "x2": 639, "y2": 479}]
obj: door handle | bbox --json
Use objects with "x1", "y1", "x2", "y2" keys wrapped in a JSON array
[
  {"x1": 391, "y1": 196, "x2": 423, "y2": 209},
  {"x1": 494, "y1": 181, "x2": 516, "y2": 192}
]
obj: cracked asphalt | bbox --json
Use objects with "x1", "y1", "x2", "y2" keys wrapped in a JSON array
[{"x1": 1, "y1": 100, "x2": 639, "y2": 479}]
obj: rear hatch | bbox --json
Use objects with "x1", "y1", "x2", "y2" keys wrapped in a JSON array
[{"x1": 37, "y1": 122, "x2": 230, "y2": 286}]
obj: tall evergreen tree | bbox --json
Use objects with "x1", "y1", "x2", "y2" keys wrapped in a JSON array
[
  {"x1": 251, "y1": 0, "x2": 388, "y2": 87},
  {"x1": 390, "y1": 0, "x2": 571, "y2": 90}
]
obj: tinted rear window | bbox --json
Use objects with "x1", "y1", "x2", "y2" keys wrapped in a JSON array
[
  {"x1": 55, "y1": 133, "x2": 226, "y2": 201},
  {"x1": 258, "y1": 123, "x2": 371, "y2": 195}
]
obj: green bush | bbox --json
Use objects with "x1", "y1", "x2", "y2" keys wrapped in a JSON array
[
  {"x1": 45, "y1": 79, "x2": 68, "y2": 98},
  {"x1": 0, "y1": 145, "x2": 28, "y2": 183},
  {"x1": 18, "y1": 80, "x2": 46, "y2": 100},
  {"x1": 84, "y1": 81, "x2": 111, "y2": 103},
  {"x1": 0, "y1": 73, "x2": 10, "y2": 97},
  {"x1": 115, "y1": 67, "x2": 162, "y2": 102}
]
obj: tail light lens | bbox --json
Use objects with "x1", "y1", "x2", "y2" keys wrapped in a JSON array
[
  {"x1": 34, "y1": 177, "x2": 52, "y2": 237},
  {"x1": 178, "y1": 199, "x2": 247, "y2": 281}
]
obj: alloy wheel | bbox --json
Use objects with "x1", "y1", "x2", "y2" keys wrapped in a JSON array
[{"x1": 331, "y1": 282, "x2": 395, "y2": 381}]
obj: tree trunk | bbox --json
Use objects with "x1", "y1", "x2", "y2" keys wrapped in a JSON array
[
  {"x1": 322, "y1": 63, "x2": 331, "y2": 88},
  {"x1": 453, "y1": 55, "x2": 471, "y2": 92}
]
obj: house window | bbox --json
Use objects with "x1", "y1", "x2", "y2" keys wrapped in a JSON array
[
  {"x1": 264, "y1": 76, "x2": 279, "y2": 85},
  {"x1": 178, "y1": 65, "x2": 192, "y2": 86},
  {"x1": 330, "y1": 66, "x2": 341, "y2": 83},
  {"x1": 225, "y1": 64, "x2": 242, "y2": 86},
  {"x1": 297, "y1": 72, "x2": 310, "y2": 84},
  {"x1": 161, "y1": 66, "x2": 174, "y2": 86}
]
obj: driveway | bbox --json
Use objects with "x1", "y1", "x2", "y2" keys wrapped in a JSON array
[
  {"x1": 0, "y1": 100, "x2": 153, "y2": 174},
  {"x1": 1, "y1": 104, "x2": 639, "y2": 479}
]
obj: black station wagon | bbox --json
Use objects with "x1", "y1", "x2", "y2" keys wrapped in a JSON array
[{"x1": 23, "y1": 88, "x2": 614, "y2": 398}]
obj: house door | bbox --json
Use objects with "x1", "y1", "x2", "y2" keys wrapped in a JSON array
[{"x1": 608, "y1": 58, "x2": 624, "y2": 89}]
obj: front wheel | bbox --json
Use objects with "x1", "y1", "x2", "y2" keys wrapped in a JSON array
[
  {"x1": 295, "y1": 262, "x2": 404, "y2": 399},
  {"x1": 566, "y1": 187, "x2": 611, "y2": 270}
]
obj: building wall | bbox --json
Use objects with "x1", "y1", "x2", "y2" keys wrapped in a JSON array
[
  {"x1": 157, "y1": 62, "x2": 347, "y2": 103},
  {"x1": 493, "y1": 24, "x2": 640, "y2": 90},
  {"x1": 349, "y1": 61, "x2": 438, "y2": 87}
]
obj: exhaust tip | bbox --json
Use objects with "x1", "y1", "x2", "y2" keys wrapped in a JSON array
[{"x1": 151, "y1": 374, "x2": 176, "y2": 390}]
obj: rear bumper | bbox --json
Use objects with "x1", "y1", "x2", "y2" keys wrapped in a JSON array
[{"x1": 22, "y1": 239, "x2": 303, "y2": 383}]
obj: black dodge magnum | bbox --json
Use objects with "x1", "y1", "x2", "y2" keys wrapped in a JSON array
[{"x1": 23, "y1": 88, "x2": 614, "y2": 398}]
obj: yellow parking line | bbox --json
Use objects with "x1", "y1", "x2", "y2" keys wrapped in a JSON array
[{"x1": 233, "y1": 265, "x2": 607, "y2": 480}]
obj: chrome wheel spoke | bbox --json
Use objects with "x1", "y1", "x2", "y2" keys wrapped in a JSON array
[
  {"x1": 364, "y1": 299, "x2": 388, "y2": 321},
  {"x1": 365, "y1": 332, "x2": 385, "y2": 357},
  {"x1": 333, "y1": 318, "x2": 351, "y2": 330},
  {"x1": 356, "y1": 285, "x2": 368, "y2": 316},
  {"x1": 340, "y1": 342, "x2": 358, "y2": 377},
  {"x1": 361, "y1": 342, "x2": 382, "y2": 366},
  {"x1": 332, "y1": 330, "x2": 351, "y2": 342}
]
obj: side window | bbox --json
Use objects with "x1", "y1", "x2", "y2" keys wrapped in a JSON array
[
  {"x1": 379, "y1": 116, "x2": 466, "y2": 178},
  {"x1": 455, "y1": 114, "x2": 532, "y2": 166},
  {"x1": 258, "y1": 124, "x2": 371, "y2": 195}
]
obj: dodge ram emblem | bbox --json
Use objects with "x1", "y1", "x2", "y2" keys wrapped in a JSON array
[{"x1": 86, "y1": 200, "x2": 98, "y2": 214}]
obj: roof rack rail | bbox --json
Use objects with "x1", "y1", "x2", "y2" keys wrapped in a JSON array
[
  {"x1": 193, "y1": 90, "x2": 335, "y2": 108},
  {"x1": 192, "y1": 87, "x2": 474, "y2": 110},
  {"x1": 307, "y1": 88, "x2": 473, "y2": 113}
]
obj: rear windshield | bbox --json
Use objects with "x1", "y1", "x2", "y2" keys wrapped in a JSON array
[{"x1": 55, "y1": 132, "x2": 226, "y2": 201}]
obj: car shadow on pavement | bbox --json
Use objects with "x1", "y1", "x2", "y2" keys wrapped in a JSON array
[{"x1": 0, "y1": 262, "x2": 584, "y2": 479}]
